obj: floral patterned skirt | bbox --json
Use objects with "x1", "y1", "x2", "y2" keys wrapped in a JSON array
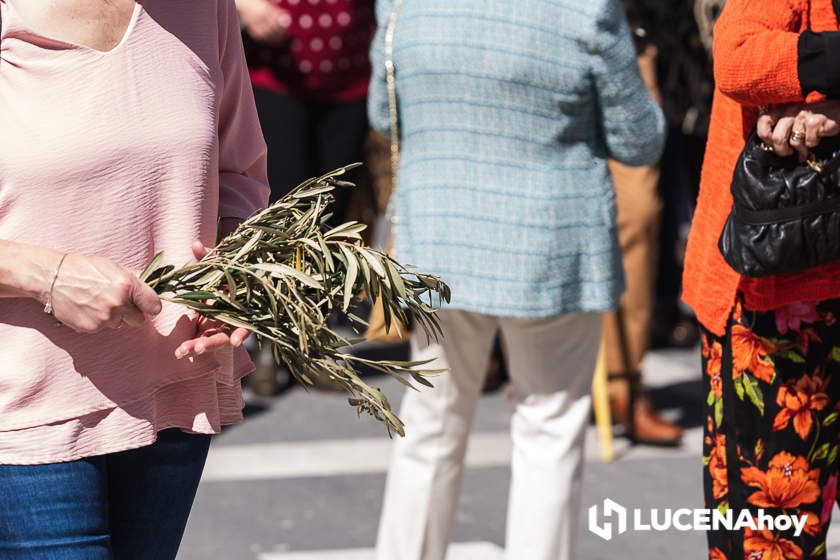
[{"x1": 702, "y1": 296, "x2": 840, "y2": 559}]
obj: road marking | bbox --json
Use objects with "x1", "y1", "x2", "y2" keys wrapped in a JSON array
[
  {"x1": 257, "y1": 542, "x2": 504, "y2": 560},
  {"x1": 201, "y1": 427, "x2": 702, "y2": 482},
  {"x1": 201, "y1": 344, "x2": 704, "y2": 483},
  {"x1": 202, "y1": 432, "x2": 512, "y2": 482}
]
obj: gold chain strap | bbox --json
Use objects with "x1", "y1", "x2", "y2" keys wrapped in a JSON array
[
  {"x1": 384, "y1": 0, "x2": 404, "y2": 224},
  {"x1": 757, "y1": 141, "x2": 828, "y2": 174}
]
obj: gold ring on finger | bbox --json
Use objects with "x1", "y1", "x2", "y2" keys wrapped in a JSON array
[{"x1": 791, "y1": 130, "x2": 806, "y2": 143}]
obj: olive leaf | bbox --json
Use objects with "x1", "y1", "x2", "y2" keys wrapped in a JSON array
[{"x1": 143, "y1": 165, "x2": 451, "y2": 436}]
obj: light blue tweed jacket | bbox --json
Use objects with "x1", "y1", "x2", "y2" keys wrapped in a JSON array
[{"x1": 369, "y1": 0, "x2": 666, "y2": 318}]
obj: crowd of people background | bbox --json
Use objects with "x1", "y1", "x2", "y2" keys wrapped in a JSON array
[{"x1": 238, "y1": 0, "x2": 718, "y2": 559}]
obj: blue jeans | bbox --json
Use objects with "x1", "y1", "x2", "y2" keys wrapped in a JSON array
[{"x1": 0, "y1": 429, "x2": 211, "y2": 560}]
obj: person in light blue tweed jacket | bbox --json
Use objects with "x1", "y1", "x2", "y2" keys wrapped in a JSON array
[{"x1": 371, "y1": 1, "x2": 665, "y2": 558}]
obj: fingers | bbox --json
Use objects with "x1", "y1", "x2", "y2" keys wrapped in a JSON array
[
  {"x1": 129, "y1": 277, "x2": 163, "y2": 316},
  {"x1": 103, "y1": 314, "x2": 126, "y2": 331},
  {"x1": 229, "y1": 327, "x2": 251, "y2": 347},
  {"x1": 757, "y1": 114, "x2": 776, "y2": 144},
  {"x1": 804, "y1": 112, "x2": 825, "y2": 148},
  {"x1": 763, "y1": 104, "x2": 840, "y2": 161},
  {"x1": 192, "y1": 240, "x2": 210, "y2": 262},
  {"x1": 789, "y1": 112, "x2": 810, "y2": 161},
  {"x1": 96, "y1": 299, "x2": 146, "y2": 331},
  {"x1": 772, "y1": 116, "x2": 796, "y2": 156},
  {"x1": 824, "y1": 118, "x2": 840, "y2": 138},
  {"x1": 109, "y1": 270, "x2": 160, "y2": 328},
  {"x1": 198, "y1": 332, "x2": 233, "y2": 352},
  {"x1": 174, "y1": 339, "x2": 196, "y2": 359},
  {"x1": 788, "y1": 110, "x2": 840, "y2": 161},
  {"x1": 175, "y1": 331, "x2": 233, "y2": 359},
  {"x1": 807, "y1": 112, "x2": 840, "y2": 144}
]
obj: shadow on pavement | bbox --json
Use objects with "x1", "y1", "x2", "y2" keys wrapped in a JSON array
[{"x1": 647, "y1": 378, "x2": 704, "y2": 430}]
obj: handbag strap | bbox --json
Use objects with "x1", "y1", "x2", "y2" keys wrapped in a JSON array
[
  {"x1": 759, "y1": 138, "x2": 840, "y2": 177},
  {"x1": 384, "y1": 0, "x2": 404, "y2": 217}
]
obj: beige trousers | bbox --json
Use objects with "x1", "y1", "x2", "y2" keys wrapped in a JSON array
[
  {"x1": 603, "y1": 160, "x2": 662, "y2": 373},
  {"x1": 602, "y1": 43, "x2": 663, "y2": 374},
  {"x1": 376, "y1": 310, "x2": 602, "y2": 560}
]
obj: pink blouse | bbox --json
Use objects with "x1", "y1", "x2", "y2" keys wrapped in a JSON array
[{"x1": 0, "y1": 0, "x2": 270, "y2": 464}]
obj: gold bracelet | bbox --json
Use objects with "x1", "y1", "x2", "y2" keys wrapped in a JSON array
[{"x1": 43, "y1": 253, "x2": 68, "y2": 316}]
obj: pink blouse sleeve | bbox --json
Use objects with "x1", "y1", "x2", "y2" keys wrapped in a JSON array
[{"x1": 216, "y1": 0, "x2": 270, "y2": 221}]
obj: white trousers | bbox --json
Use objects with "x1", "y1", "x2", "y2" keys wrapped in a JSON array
[{"x1": 375, "y1": 309, "x2": 602, "y2": 560}]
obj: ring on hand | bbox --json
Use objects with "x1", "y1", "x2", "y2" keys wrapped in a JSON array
[{"x1": 791, "y1": 130, "x2": 806, "y2": 143}]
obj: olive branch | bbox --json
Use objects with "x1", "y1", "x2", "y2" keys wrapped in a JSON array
[{"x1": 140, "y1": 165, "x2": 450, "y2": 436}]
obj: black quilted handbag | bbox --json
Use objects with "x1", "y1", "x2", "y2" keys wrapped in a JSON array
[{"x1": 718, "y1": 131, "x2": 840, "y2": 277}]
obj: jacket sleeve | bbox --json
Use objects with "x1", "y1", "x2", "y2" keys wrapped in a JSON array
[
  {"x1": 367, "y1": 0, "x2": 394, "y2": 134},
  {"x1": 712, "y1": 0, "x2": 806, "y2": 105},
  {"x1": 216, "y1": 0, "x2": 271, "y2": 221},
  {"x1": 588, "y1": 0, "x2": 665, "y2": 167},
  {"x1": 798, "y1": 29, "x2": 840, "y2": 98}
]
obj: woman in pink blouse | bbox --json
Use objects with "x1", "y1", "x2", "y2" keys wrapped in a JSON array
[{"x1": 0, "y1": 0, "x2": 270, "y2": 558}]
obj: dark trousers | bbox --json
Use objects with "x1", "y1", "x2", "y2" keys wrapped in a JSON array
[
  {"x1": 702, "y1": 297, "x2": 840, "y2": 559},
  {"x1": 0, "y1": 429, "x2": 211, "y2": 560},
  {"x1": 253, "y1": 87, "x2": 369, "y2": 223}
]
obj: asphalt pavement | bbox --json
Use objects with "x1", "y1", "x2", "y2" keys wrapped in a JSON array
[{"x1": 177, "y1": 345, "x2": 840, "y2": 560}]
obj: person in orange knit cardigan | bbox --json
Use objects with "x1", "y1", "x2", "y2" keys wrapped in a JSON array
[{"x1": 684, "y1": 0, "x2": 840, "y2": 557}]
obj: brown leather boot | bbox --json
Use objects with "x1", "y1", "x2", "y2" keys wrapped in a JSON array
[{"x1": 608, "y1": 373, "x2": 683, "y2": 447}]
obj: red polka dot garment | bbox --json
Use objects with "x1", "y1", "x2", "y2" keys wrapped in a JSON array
[{"x1": 245, "y1": 0, "x2": 375, "y2": 103}]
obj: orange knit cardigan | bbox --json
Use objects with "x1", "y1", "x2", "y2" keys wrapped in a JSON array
[{"x1": 683, "y1": 0, "x2": 840, "y2": 336}]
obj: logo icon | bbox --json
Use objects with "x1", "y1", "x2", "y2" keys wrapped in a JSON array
[{"x1": 588, "y1": 499, "x2": 628, "y2": 541}]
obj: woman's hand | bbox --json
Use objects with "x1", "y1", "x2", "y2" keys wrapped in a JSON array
[
  {"x1": 757, "y1": 102, "x2": 840, "y2": 159},
  {"x1": 237, "y1": 0, "x2": 290, "y2": 46},
  {"x1": 49, "y1": 254, "x2": 163, "y2": 333},
  {"x1": 173, "y1": 240, "x2": 252, "y2": 360}
]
